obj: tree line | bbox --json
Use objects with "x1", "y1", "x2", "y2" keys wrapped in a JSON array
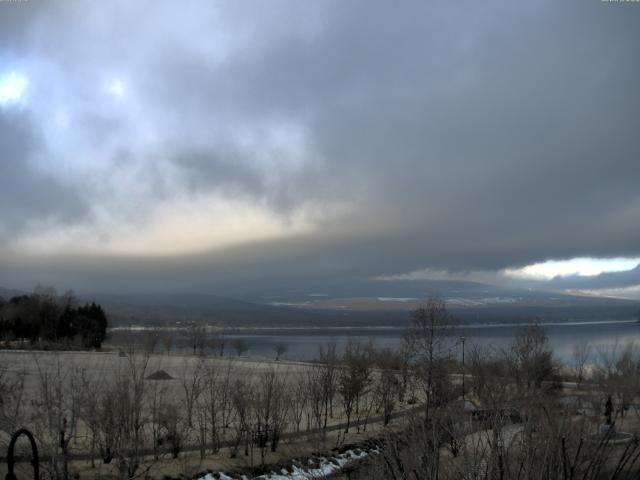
[{"x1": 0, "y1": 287, "x2": 108, "y2": 349}]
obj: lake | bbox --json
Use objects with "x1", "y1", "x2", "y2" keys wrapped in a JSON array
[{"x1": 108, "y1": 319, "x2": 640, "y2": 365}]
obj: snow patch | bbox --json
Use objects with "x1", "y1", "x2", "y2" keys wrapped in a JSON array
[{"x1": 198, "y1": 449, "x2": 373, "y2": 480}]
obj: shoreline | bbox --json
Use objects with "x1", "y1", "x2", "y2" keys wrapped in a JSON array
[{"x1": 108, "y1": 317, "x2": 640, "y2": 333}]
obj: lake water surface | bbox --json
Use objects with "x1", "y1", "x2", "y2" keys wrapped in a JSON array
[
  {"x1": 222, "y1": 320, "x2": 640, "y2": 363},
  {"x1": 109, "y1": 319, "x2": 640, "y2": 364}
]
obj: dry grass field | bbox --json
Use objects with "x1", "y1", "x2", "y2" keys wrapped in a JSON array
[{"x1": 0, "y1": 348, "x2": 415, "y2": 480}]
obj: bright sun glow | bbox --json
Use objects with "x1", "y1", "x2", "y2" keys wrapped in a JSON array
[
  {"x1": 0, "y1": 72, "x2": 28, "y2": 105},
  {"x1": 504, "y1": 257, "x2": 640, "y2": 280},
  {"x1": 106, "y1": 79, "x2": 125, "y2": 99}
]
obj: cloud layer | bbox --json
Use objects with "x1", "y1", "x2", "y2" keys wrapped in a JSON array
[{"x1": 1, "y1": 0, "x2": 639, "y2": 294}]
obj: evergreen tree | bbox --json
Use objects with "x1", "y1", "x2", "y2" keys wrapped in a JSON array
[{"x1": 0, "y1": 291, "x2": 108, "y2": 349}]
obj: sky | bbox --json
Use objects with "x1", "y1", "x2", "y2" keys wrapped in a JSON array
[{"x1": 1, "y1": 0, "x2": 639, "y2": 298}]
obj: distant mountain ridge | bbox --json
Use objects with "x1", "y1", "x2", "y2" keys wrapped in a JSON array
[
  {"x1": 0, "y1": 287, "x2": 28, "y2": 300},
  {"x1": 2, "y1": 281, "x2": 639, "y2": 328},
  {"x1": 87, "y1": 279, "x2": 640, "y2": 327},
  {"x1": 238, "y1": 278, "x2": 640, "y2": 308}
]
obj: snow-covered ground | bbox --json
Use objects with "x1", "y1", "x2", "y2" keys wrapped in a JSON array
[{"x1": 198, "y1": 448, "x2": 377, "y2": 480}]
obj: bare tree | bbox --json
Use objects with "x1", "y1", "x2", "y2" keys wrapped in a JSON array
[
  {"x1": 289, "y1": 372, "x2": 309, "y2": 433},
  {"x1": 252, "y1": 367, "x2": 289, "y2": 464},
  {"x1": 148, "y1": 377, "x2": 170, "y2": 461},
  {"x1": 338, "y1": 341, "x2": 371, "y2": 433},
  {"x1": 613, "y1": 342, "x2": 640, "y2": 418},
  {"x1": 231, "y1": 338, "x2": 249, "y2": 357},
  {"x1": 467, "y1": 344, "x2": 511, "y2": 413},
  {"x1": 106, "y1": 351, "x2": 152, "y2": 480},
  {"x1": 161, "y1": 333, "x2": 173, "y2": 355},
  {"x1": 274, "y1": 343, "x2": 288, "y2": 361},
  {"x1": 78, "y1": 364, "x2": 110, "y2": 467},
  {"x1": 0, "y1": 355, "x2": 26, "y2": 445},
  {"x1": 186, "y1": 322, "x2": 207, "y2": 355},
  {"x1": 230, "y1": 378, "x2": 251, "y2": 458},
  {"x1": 595, "y1": 341, "x2": 619, "y2": 379},
  {"x1": 375, "y1": 362, "x2": 399, "y2": 426},
  {"x1": 31, "y1": 354, "x2": 82, "y2": 480},
  {"x1": 208, "y1": 332, "x2": 226, "y2": 357},
  {"x1": 180, "y1": 358, "x2": 204, "y2": 429},
  {"x1": 306, "y1": 364, "x2": 327, "y2": 440},
  {"x1": 158, "y1": 401, "x2": 183, "y2": 459},
  {"x1": 505, "y1": 324, "x2": 556, "y2": 397},
  {"x1": 142, "y1": 327, "x2": 161, "y2": 354},
  {"x1": 594, "y1": 341, "x2": 640, "y2": 420},
  {"x1": 318, "y1": 341, "x2": 338, "y2": 424},
  {"x1": 573, "y1": 340, "x2": 592, "y2": 389},
  {"x1": 200, "y1": 359, "x2": 234, "y2": 453},
  {"x1": 404, "y1": 298, "x2": 454, "y2": 424}
]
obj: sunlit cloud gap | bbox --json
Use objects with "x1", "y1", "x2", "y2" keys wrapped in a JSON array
[
  {"x1": 0, "y1": 72, "x2": 28, "y2": 105},
  {"x1": 505, "y1": 257, "x2": 640, "y2": 280},
  {"x1": 375, "y1": 257, "x2": 640, "y2": 285}
]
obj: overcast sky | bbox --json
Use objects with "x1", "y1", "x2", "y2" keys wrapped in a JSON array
[{"x1": 1, "y1": 0, "x2": 639, "y2": 297}]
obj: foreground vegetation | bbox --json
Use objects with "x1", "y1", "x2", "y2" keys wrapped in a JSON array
[{"x1": 1, "y1": 299, "x2": 640, "y2": 480}]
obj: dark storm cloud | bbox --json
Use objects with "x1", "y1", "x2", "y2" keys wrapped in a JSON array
[
  {"x1": 203, "y1": 0, "x2": 640, "y2": 276},
  {"x1": 0, "y1": 110, "x2": 87, "y2": 238},
  {"x1": 0, "y1": 0, "x2": 639, "y2": 293}
]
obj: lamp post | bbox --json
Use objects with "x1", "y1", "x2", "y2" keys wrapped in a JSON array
[{"x1": 460, "y1": 336, "x2": 466, "y2": 404}]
